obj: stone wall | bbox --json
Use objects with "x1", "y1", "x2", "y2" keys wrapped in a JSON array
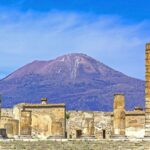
[
  {"x1": 13, "y1": 103, "x2": 66, "y2": 138},
  {"x1": 1, "y1": 108, "x2": 13, "y2": 117},
  {"x1": 0, "y1": 107, "x2": 146, "y2": 139},
  {"x1": 20, "y1": 111, "x2": 32, "y2": 136},
  {"x1": 67, "y1": 110, "x2": 146, "y2": 139},
  {"x1": 25, "y1": 107, "x2": 65, "y2": 138},
  {"x1": 0, "y1": 139, "x2": 150, "y2": 150},
  {"x1": 67, "y1": 111, "x2": 112, "y2": 139},
  {"x1": 125, "y1": 110, "x2": 145, "y2": 138},
  {"x1": 0, "y1": 116, "x2": 19, "y2": 137},
  {"x1": 113, "y1": 94, "x2": 125, "y2": 136}
]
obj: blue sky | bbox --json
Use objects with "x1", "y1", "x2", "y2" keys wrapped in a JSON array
[{"x1": 0, "y1": 0, "x2": 150, "y2": 80}]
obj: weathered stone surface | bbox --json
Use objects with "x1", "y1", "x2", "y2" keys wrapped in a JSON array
[
  {"x1": 20, "y1": 111, "x2": 32, "y2": 136},
  {"x1": 51, "y1": 121, "x2": 63, "y2": 136},
  {"x1": 67, "y1": 111, "x2": 112, "y2": 139},
  {"x1": 1, "y1": 101, "x2": 66, "y2": 138},
  {"x1": 125, "y1": 109, "x2": 145, "y2": 138},
  {"x1": 1, "y1": 109, "x2": 13, "y2": 118},
  {"x1": 19, "y1": 103, "x2": 66, "y2": 138},
  {"x1": 113, "y1": 94, "x2": 125, "y2": 136},
  {"x1": 145, "y1": 43, "x2": 150, "y2": 137},
  {"x1": 0, "y1": 116, "x2": 19, "y2": 137},
  {"x1": 0, "y1": 105, "x2": 146, "y2": 139}
]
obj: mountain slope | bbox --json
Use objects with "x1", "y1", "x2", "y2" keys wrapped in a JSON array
[{"x1": 0, "y1": 53, "x2": 145, "y2": 111}]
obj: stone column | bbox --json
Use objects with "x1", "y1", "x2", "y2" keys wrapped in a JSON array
[
  {"x1": 83, "y1": 118, "x2": 94, "y2": 137},
  {"x1": 113, "y1": 94, "x2": 126, "y2": 137},
  {"x1": 0, "y1": 95, "x2": 2, "y2": 138},
  {"x1": 0, "y1": 95, "x2": 2, "y2": 120},
  {"x1": 88, "y1": 119, "x2": 94, "y2": 137},
  {"x1": 20, "y1": 111, "x2": 32, "y2": 136},
  {"x1": 145, "y1": 43, "x2": 150, "y2": 137}
]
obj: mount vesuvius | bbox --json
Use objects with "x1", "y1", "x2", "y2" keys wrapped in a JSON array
[{"x1": 0, "y1": 53, "x2": 144, "y2": 111}]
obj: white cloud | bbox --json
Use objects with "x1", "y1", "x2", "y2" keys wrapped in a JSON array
[{"x1": 0, "y1": 10, "x2": 149, "y2": 79}]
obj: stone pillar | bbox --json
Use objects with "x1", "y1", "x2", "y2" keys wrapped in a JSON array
[
  {"x1": 88, "y1": 119, "x2": 94, "y2": 136},
  {"x1": 81, "y1": 113, "x2": 95, "y2": 139},
  {"x1": 20, "y1": 111, "x2": 32, "y2": 136},
  {"x1": 82, "y1": 118, "x2": 94, "y2": 137},
  {"x1": 0, "y1": 95, "x2": 2, "y2": 138},
  {"x1": 0, "y1": 95, "x2": 2, "y2": 120},
  {"x1": 145, "y1": 43, "x2": 150, "y2": 137},
  {"x1": 113, "y1": 94, "x2": 126, "y2": 137}
]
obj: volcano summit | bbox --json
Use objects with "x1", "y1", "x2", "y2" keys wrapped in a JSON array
[{"x1": 0, "y1": 53, "x2": 144, "y2": 111}]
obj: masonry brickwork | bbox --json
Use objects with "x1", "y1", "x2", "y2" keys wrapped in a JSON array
[{"x1": 145, "y1": 43, "x2": 150, "y2": 137}]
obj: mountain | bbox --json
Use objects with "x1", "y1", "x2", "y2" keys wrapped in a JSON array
[{"x1": 0, "y1": 53, "x2": 145, "y2": 111}]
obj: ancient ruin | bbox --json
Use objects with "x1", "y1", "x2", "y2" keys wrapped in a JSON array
[
  {"x1": 145, "y1": 43, "x2": 150, "y2": 137},
  {"x1": 0, "y1": 98, "x2": 66, "y2": 139},
  {"x1": 0, "y1": 43, "x2": 149, "y2": 140}
]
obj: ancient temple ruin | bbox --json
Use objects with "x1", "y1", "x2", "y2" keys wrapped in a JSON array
[
  {"x1": 1, "y1": 94, "x2": 145, "y2": 139},
  {"x1": 0, "y1": 98, "x2": 66, "y2": 138},
  {"x1": 0, "y1": 43, "x2": 149, "y2": 139},
  {"x1": 66, "y1": 93, "x2": 145, "y2": 139}
]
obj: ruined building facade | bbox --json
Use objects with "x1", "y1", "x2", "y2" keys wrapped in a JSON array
[
  {"x1": 0, "y1": 43, "x2": 149, "y2": 139},
  {"x1": 0, "y1": 98, "x2": 66, "y2": 138},
  {"x1": 66, "y1": 94, "x2": 145, "y2": 139}
]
